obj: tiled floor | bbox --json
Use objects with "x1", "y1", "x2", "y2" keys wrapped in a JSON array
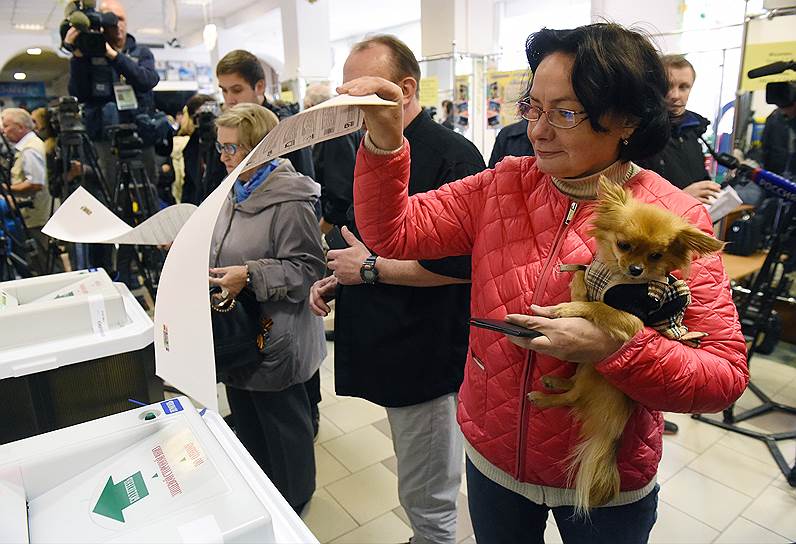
[{"x1": 294, "y1": 341, "x2": 796, "y2": 543}]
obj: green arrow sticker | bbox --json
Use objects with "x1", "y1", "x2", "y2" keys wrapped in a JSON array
[{"x1": 92, "y1": 471, "x2": 150, "y2": 522}]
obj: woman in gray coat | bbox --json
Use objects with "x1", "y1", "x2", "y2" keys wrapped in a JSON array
[{"x1": 209, "y1": 103, "x2": 326, "y2": 512}]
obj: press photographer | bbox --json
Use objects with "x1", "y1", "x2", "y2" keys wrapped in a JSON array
[
  {"x1": 760, "y1": 81, "x2": 796, "y2": 178},
  {"x1": 62, "y1": 0, "x2": 160, "y2": 188},
  {"x1": 179, "y1": 94, "x2": 226, "y2": 205}
]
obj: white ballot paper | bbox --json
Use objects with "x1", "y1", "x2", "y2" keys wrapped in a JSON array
[
  {"x1": 42, "y1": 186, "x2": 197, "y2": 245},
  {"x1": 155, "y1": 94, "x2": 397, "y2": 410},
  {"x1": 705, "y1": 185, "x2": 744, "y2": 223}
]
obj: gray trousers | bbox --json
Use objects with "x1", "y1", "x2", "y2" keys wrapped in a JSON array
[{"x1": 386, "y1": 393, "x2": 463, "y2": 544}]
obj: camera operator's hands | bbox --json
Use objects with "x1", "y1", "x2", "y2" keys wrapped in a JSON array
[
  {"x1": 105, "y1": 42, "x2": 119, "y2": 60},
  {"x1": 65, "y1": 161, "x2": 84, "y2": 183},
  {"x1": 64, "y1": 27, "x2": 83, "y2": 57}
]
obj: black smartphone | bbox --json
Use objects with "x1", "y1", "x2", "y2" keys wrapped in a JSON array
[
  {"x1": 469, "y1": 318, "x2": 542, "y2": 338},
  {"x1": 325, "y1": 226, "x2": 350, "y2": 250}
]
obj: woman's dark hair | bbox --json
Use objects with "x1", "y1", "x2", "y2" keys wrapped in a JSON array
[{"x1": 524, "y1": 23, "x2": 669, "y2": 161}]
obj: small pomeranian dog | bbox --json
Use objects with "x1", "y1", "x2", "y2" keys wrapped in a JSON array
[{"x1": 528, "y1": 177, "x2": 724, "y2": 516}]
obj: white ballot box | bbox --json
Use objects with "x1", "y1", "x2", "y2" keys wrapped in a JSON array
[
  {"x1": 0, "y1": 269, "x2": 161, "y2": 444},
  {"x1": 0, "y1": 397, "x2": 318, "y2": 544}
]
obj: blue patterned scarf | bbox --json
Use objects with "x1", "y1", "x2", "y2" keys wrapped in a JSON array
[{"x1": 234, "y1": 160, "x2": 279, "y2": 204}]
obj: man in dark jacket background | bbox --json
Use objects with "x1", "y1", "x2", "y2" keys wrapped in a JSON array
[
  {"x1": 488, "y1": 118, "x2": 534, "y2": 168},
  {"x1": 309, "y1": 35, "x2": 486, "y2": 544},
  {"x1": 760, "y1": 86, "x2": 796, "y2": 178},
  {"x1": 199, "y1": 50, "x2": 315, "y2": 201},
  {"x1": 65, "y1": 0, "x2": 159, "y2": 145},
  {"x1": 638, "y1": 55, "x2": 720, "y2": 204},
  {"x1": 64, "y1": 0, "x2": 160, "y2": 282}
]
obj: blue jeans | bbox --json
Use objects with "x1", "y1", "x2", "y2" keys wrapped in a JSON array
[{"x1": 466, "y1": 458, "x2": 658, "y2": 544}]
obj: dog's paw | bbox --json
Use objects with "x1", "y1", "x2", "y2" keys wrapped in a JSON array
[
  {"x1": 549, "y1": 302, "x2": 582, "y2": 319},
  {"x1": 527, "y1": 390, "x2": 572, "y2": 409},
  {"x1": 541, "y1": 375, "x2": 574, "y2": 391}
]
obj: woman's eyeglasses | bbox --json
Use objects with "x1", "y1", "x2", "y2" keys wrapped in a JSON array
[
  {"x1": 517, "y1": 101, "x2": 588, "y2": 130},
  {"x1": 215, "y1": 141, "x2": 241, "y2": 155}
]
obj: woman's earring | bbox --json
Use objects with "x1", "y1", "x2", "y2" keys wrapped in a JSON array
[{"x1": 622, "y1": 138, "x2": 629, "y2": 146}]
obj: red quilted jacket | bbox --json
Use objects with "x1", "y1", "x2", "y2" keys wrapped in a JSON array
[{"x1": 354, "y1": 142, "x2": 748, "y2": 491}]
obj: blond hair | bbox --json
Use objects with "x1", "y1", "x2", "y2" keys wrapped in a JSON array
[
  {"x1": 215, "y1": 103, "x2": 279, "y2": 151},
  {"x1": 304, "y1": 81, "x2": 332, "y2": 109},
  {"x1": 661, "y1": 54, "x2": 696, "y2": 80}
]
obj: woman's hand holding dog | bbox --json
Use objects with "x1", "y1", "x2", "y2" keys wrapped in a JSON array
[{"x1": 505, "y1": 305, "x2": 626, "y2": 364}]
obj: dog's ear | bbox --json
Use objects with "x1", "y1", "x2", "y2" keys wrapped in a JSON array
[
  {"x1": 597, "y1": 176, "x2": 629, "y2": 208},
  {"x1": 675, "y1": 225, "x2": 725, "y2": 257}
]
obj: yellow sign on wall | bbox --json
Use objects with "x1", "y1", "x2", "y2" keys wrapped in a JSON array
[
  {"x1": 419, "y1": 77, "x2": 439, "y2": 108},
  {"x1": 740, "y1": 41, "x2": 796, "y2": 92}
]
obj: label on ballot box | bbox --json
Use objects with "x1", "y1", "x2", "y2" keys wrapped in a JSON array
[{"x1": 28, "y1": 424, "x2": 228, "y2": 541}]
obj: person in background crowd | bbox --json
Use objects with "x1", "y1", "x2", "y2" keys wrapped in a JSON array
[
  {"x1": 310, "y1": 35, "x2": 486, "y2": 544},
  {"x1": 488, "y1": 117, "x2": 534, "y2": 168},
  {"x1": 305, "y1": 80, "x2": 363, "y2": 235},
  {"x1": 209, "y1": 103, "x2": 325, "y2": 513},
  {"x1": 206, "y1": 49, "x2": 315, "y2": 196},
  {"x1": 441, "y1": 99, "x2": 455, "y2": 130},
  {"x1": 760, "y1": 83, "x2": 796, "y2": 178},
  {"x1": 304, "y1": 81, "x2": 332, "y2": 109},
  {"x1": 342, "y1": 23, "x2": 747, "y2": 543},
  {"x1": 1, "y1": 108, "x2": 53, "y2": 274},
  {"x1": 179, "y1": 94, "x2": 217, "y2": 205},
  {"x1": 64, "y1": 0, "x2": 160, "y2": 186},
  {"x1": 638, "y1": 54, "x2": 720, "y2": 205}
]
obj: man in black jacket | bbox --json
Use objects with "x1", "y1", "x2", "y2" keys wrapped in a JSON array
[
  {"x1": 760, "y1": 88, "x2": 796, "y2": 177},
  {"x1": 65, "y1": 0, "x2": 159, "y2": 143},
  {"x1": 488, "y1": 118, "x2": 534, "y2": 168},
  {"x1": 65, "y1": 0, "x2": 159, "y2": 283},
  {"x1": 199, "y1": 50, "x2": 315, "y2": 200},
  {"x1": 309, "y1": 36, "x2": 485, "y2": 544},
  {"x1": 638, "y1": 55, "x2": 720, "y2": 204}
]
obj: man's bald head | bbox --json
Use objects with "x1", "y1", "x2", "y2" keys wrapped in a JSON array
[
  {"x1": 343, "y1": 35, "x2": 422, "y2": 129},
  {"x1": 100, "y1": 0, "x2": 127, "y2": 50},
  {"x1": 344, "y1": 35, "x2": 421, "y2": 93}
]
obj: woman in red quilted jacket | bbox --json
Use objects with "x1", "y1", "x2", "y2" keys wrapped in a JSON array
[{"x1": 337, "y1": 24, "x2": 748, "y2": 543}]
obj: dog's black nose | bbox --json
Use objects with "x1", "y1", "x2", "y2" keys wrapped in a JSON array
[{"x1": 628, "y1": 265, "x2": 644, "y2": 276}]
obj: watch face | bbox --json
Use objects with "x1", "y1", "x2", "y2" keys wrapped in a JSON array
[{"x1": 362, "y1": 268, "x2": 378, "y2": 283}]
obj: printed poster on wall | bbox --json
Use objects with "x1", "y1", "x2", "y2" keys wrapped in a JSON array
[
  {"x1": 455, "y1": 75, "x2": 470, "y2": 128},
  {"x1": 486, "y1": 69, "x2": 529, "y2": 128}
]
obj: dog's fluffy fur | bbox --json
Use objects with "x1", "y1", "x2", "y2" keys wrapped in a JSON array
[{"x1": 528, "y1": 177, "x2": 724, "y2": 516}]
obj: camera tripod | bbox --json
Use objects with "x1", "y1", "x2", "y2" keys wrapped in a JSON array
[
  {"x1": 48, "y1": 128, "x2": 112, "y2": 274},
  {"x1": 0, "y1": 187, "x2": 34, "y2": 281},
  {"x1": 693, "y1": 196, "x2": 796, "y2": 487},
  {"x1": 110, "y1": 146, "x2": 164, "y2": 297}
]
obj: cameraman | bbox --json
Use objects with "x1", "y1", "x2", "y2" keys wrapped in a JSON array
[
  {"x1": 180, "y1": 94, "x2": 224, "y2": 205},
  {"x1": 760, "y1": 82, "x2": 796, "y2": 178},
  {"x1": 64, "y1": 0, "x2": 159, "y2": 185}
]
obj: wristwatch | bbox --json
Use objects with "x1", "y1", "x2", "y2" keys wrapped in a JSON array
[{"x1": 360, "y1": 255, "x2": 379, "y2": 285}]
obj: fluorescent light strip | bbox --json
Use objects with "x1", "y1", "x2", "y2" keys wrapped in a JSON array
[{"x1": 14, "y1": 23, "x2": 45, "y2": 31}]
